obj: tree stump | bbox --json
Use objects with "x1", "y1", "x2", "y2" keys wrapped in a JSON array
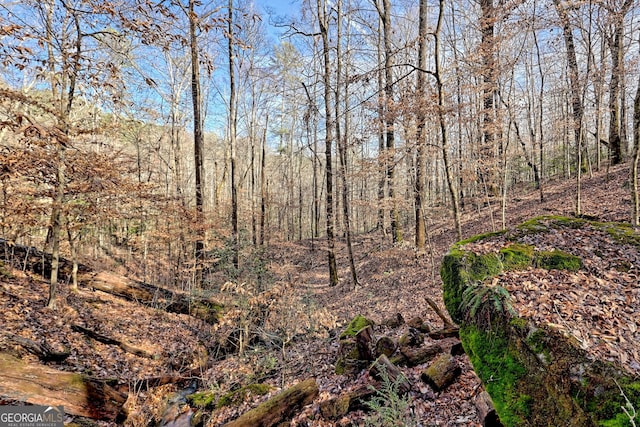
[{"x1": 335, "y1": 316, "x2": 375, "y2": 375}]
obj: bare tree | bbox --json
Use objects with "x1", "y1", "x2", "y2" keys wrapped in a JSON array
[
  {"x1": 604, "y1": 0, "x2": 634, "y2": 165},
  {"x1": 631, "y1": 35, "x2": 640, "y2": 226},
  {"x1": 316, "y1": 0, "x2": 339, "y2": 286},
  {"x1": 228, "y1": 0, "x2": 239, "y2": 269},
  {"x1": 553, "y1": 0, "x2": 584, "y2": 216}
]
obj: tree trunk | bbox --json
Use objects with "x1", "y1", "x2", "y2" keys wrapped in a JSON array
[
  {"x1": 380, "y1": 0, "x2": 401, "y2": 244},
  {"x1": 228, "y1": 0, "x2": 239, "y2": 269},
  {"x1": 317, "y1": 0, "x2": 339, "y2": 286},
  {"x1": 553, "y1": 0, "x2": 584, "y2": 216},
  {"x1": 479, "y1": 0, "x2": 497, "y2": 198},
  {"x1": 260, "y1": 121, "x2": 267, "y2": 246},
  {"x1": 607, "y1": 0, "x2": 633, "y2": 165},
  {"x1": 335, "y1": 0, "x2": 359, "y2": 288},
  {"x1": 631, "y1": 37, "x2": 640, "y2": 226},
  {"x1": 189, "y1": 0, "x2": 205, "y2": 278},
  {"x1": 47, "y1": 146, "x2": 65, "y2": 309},
  {"x1": 414, "y1": 0, "x2": 428, "y2": 249},
  {"x1": 435, "y1": 0, "x2": 462, "y2": 240}
]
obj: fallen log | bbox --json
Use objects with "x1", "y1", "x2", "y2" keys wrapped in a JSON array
[
  {"x1": 223, "y1": 378, "x2": 318, "y2": 427},
  {"x1": 0, "y1": 238, "x2": 89, "y2": 279},
  {"x1": 0, "y1": 352, "x2": 126, "y2": 420},
  {"x1": 475, "y1": 390, "x2": 503, "y2": 427},
  {"x1": 82, "y1": 271, "x2": 222, "y2": 324},
  {"x1": 375, "y1": 336, "x2": 397, "y2": 358},
  {"x1": 6, "y1": 334, "x2": 70, "y2": 362},
  {"x1": 420, "y1": 354, "x2": 461, "y2": 392},
  {"x1": 71, "y1": 324, "x2": 153, "y2": 358},
  {"x1": 319, "y1": 385, "x2": 374, "y2": 419},
  {"x1": 393, "y1": 343, "x2": 443, "y2": 368},
  {"x1": 428, "y1": 327, "x2": 460, "y2": 340},
  {"x1": 0, "y1": 239, "x2": 222, "y2": 324},
  {"x1": 426, "y1": 296, "x2": 455, "y2": 329}
]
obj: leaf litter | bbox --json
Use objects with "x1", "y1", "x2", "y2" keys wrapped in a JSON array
[{"x1": 0, "y1": 163, "x2": 636, "y2": 426}]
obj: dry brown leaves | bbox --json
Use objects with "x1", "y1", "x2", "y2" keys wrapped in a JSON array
[{"x1": 0, "y1": 271, "x2": 214, "y2": 381}]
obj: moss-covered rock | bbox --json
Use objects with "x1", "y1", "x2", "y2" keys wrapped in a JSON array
[
  {"x1": 499, "y1": 243, "x2": 534, "y2": 270},
  {"x1": 534, "y1": 249, "x2": 582, "y2": 271},
  {"x1": 441, "y1": 217, "x2": 640, "y2": 427}
]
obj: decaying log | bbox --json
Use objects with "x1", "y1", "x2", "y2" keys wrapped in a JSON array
[
  {"x1": 0, "y1": 239, "x2": 221, "y2": 324},
  {"x1": 426, "y1": 296, "x2": 455, "y2": 329},
  {"x1": 420, "y1": 354, "x2": 461, "y2": 392},
  {"x1": 381, "y1": 313, "x2": 405, "y2": 328},
  {"x1": 428, "y1": 327, "x2": 460, "y2": 340},
  {"x1": 355, "y1": 325, "x2": 374, "y2": 361},
  {"x1": 0, "y1": 238, "x2": 90, "y2": 279},
  {"x1": 369, "y1": 355, "x2": 411, "y2": 395},
  {"x1": 223, "y1": 378, "x2": 318, "y2": 427},
  {"x1": 475, "y1": 390, "x2": 503, "y2": 427},
  {"x1": 0, "y1": 352, "x2": 126, "y2": 420},
  {"x1": 319, "y1": 385, "x2": 375, "y2": 419},
  {"x1": 450, "y1": 340, "x2": 465, "y2": 356},
  {"x1": 375, "y1": 336, "x2": 397, "y2": 358},
  {"x1": 6, "y1": 334, "x2": 70, "y2": 362},
  {"x1": 71, "y1": 324, "x2": 154, "y2": 358},
  {"x1": 83, "y1": 271, "x2": 221, "y2": 324},
  {"x1": 394, "y1": 343, "x2": 443, "y2": 368},
  {"x1": 398, "y1": 327, "x2": 424, "y2": 347}
]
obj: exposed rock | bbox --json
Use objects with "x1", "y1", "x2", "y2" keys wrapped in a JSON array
[{"x1": 441, "y1": 216, "x2": 640, "y2": 426}]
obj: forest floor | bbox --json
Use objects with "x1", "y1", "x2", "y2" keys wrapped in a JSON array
[{"x1": 0, "y1": 163, "x2": 635, "y2": 426}]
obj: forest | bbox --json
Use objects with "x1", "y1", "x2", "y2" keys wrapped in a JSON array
[{"x1": 0, "y1": 0, "x2": 639, "y2": 425}]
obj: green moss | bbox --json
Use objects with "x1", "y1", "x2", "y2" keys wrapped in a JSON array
[
  {"x1": 598, "y1": 222, "x2": 640, "y2": 248},
  {"x1": 534, "y1": 249, "x2": 582, "y2": 271},
  {"x1": 189, "y1": 383, "x2": 271, "y2": 410},
  {"x1": 246, "y1": 383, "x2": 271, "y2": 395},
  {"x1": 460, "y1": 325, "x2": 529, "y2": 426},
  {"x1": 339, "y1": 315, "x2": 374, "y2": 339},
  {"x1": 500, "y1": 244, "x2": 534, "y2": 270},
  {"x1": 187, "y1": 391, "x2": 217, "y2": 409},
  {"x1": 215, "y1": 383, "x2": 272, "y2": 409},
  {"x1": 592, "y1": 379, "x2": 640, "y2": 427},
  {"x1": 441, "y1": 250, "x2": 503, "y2": 323},
  {"x1": 454, "y1": 230, "x2": 507, "y2": 247},
  {"x1": 444, "y1": 217, "x2": 640, "y2": 427},
  {"x1": 509, "y1": 317, "x2": 527, "y2": 330},
  {"x1": 516, "y1": 215, "x2": 586, "y2": 235}
]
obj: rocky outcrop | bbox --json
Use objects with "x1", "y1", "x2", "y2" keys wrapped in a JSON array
[{"x1": 441, "y1": 216, "x2": 640, "y2": 427}]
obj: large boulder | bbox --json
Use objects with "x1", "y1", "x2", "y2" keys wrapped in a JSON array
[{"x1": 441, "y1": 216, "x2": 640, "y2": 427}]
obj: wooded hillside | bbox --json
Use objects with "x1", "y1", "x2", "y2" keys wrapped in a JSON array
[{"x1": 0, "y1": 0, "x2": 639, "y2": 425}]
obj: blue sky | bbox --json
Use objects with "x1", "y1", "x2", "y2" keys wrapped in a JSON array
[{"x1": 256, "y1": 0, "x2": 298, "y2": 17}]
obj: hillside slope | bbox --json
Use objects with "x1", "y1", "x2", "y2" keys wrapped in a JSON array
[{"x1": 0, "y1": 164, "x2": 634, "y2": 426}]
